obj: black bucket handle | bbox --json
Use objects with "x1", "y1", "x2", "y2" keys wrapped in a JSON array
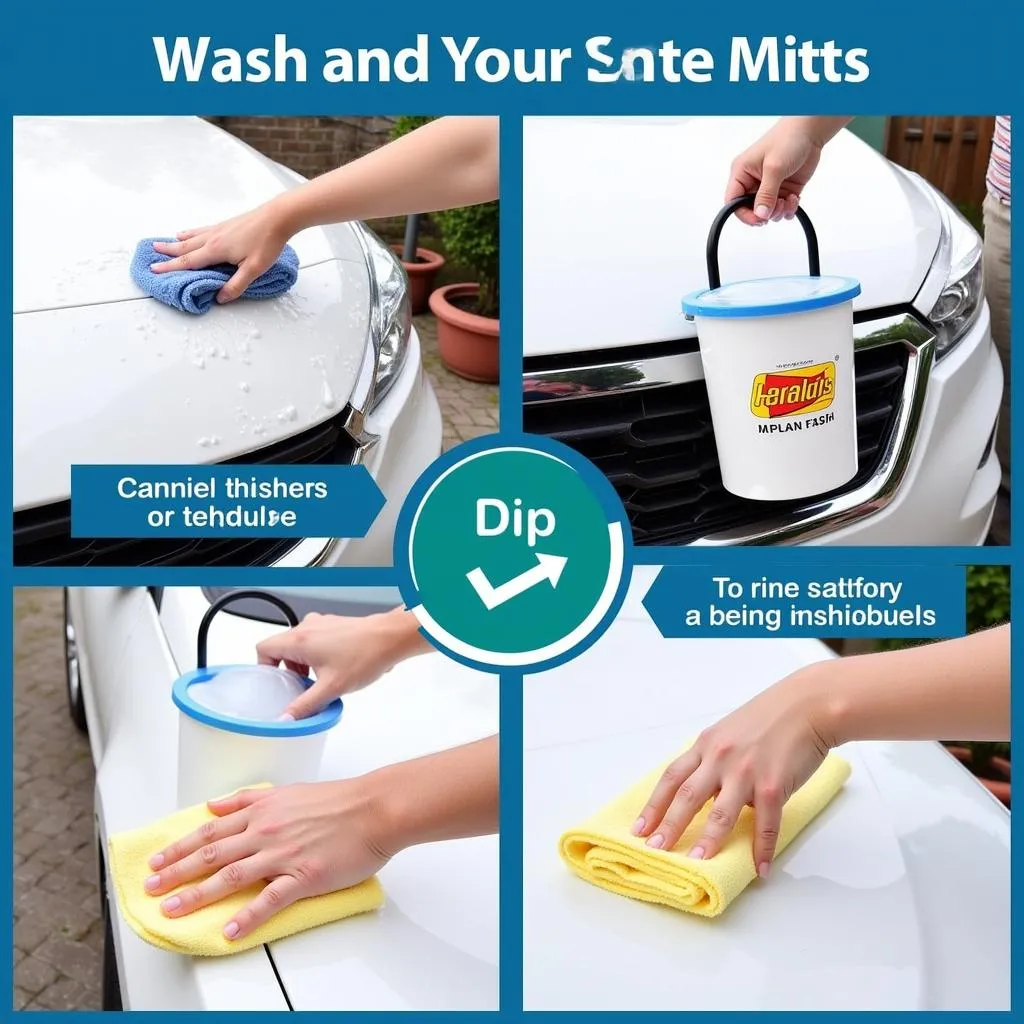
[
  {"x1": 196, "y1": 590, "x2": 300, "y2": 669},
  {"x1": 705, "y1": 193, "x2": 821, "y2": 290}
]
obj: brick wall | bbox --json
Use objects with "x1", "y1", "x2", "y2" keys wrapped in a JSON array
[{"x1": 209, "y1": 116, "x2": 396, "y2": 178}]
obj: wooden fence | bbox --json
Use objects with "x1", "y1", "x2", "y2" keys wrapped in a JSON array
[{"x1": 885, "y1": 116, "x2": 995, "y2": 209}]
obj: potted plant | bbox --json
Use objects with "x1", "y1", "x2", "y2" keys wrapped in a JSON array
[
  {"x1": 944, "y1": 742, "x2": 1011, "y2": 807},
  {"x1": 388, "y1": 116, "x2": 446, "y2": 314},
  {"x1": 429, "y1": 199, "x2": 500, "y2": 383}
]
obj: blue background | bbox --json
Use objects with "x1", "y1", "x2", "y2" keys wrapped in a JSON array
[{"x1": 2, "y1": 0, "x2": 1017, "y2": 1016}]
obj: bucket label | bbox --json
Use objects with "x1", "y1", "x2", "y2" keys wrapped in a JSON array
[{"x1": 750, "y1": 362, "x2": 835, "y2": 419}]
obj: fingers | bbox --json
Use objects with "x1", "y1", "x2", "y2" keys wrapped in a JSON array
[
  {"x1": 207, "y1": 786, "x2": 267, "y2": 817},
  {"x1": 686, "y1": 782, "x2": 749, "y2": 861},
  {"x1": 753, "y1": 158, "x2": 787, "y2": 221},
  {"x1": 222, "y1": 875, "x2": 305, "y2": 941},
  {"x1": 631, "y1": 749, "x2": 702, "y2": 838},
  {"x1": 147, "y1": 809, "x2": 248, "y2": 873},
  {"x1": 752, "y1": 784, "x2": 784, "y2": 879},
  {"x1": 217, "y1": 262, "x2": 262, "y2": 304},
  {"x1": 284, "y1": 678, "x2": 335, "y2": 720},
  {"x1": 158, "y1": 853, "x2": 272, "y2": 920},
  {"x1": 145, "y1": 832, "x2": 255, "y2": 896},
  {"x1": 256, "y1": 629, "x2": 305, "y2": 668},
  {"x1": 177, "y1": 226, "x2": 210, "y2": 241},
  {"x1": 725, "y1": 164, "x2": 763, "y2": 226},
  {"x1": 149, "y1": 236, "x2": 206, "y2": 273},
  {"x1": 639, "y1": 763, "x2": 718, "y2": 852}
]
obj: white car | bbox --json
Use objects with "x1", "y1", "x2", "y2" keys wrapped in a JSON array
[
  {"x1": 522, "y1": 116, "x2": 1001, "y2": 546},
  {"x1": 523, "y1": 569, "x2": 1009, "y2": 1010},
  {"x1": 14, "y1": 116, "x2": 441, "y2": 567},
  {"x1": 64, "y1": 586, "x2": 498, "y2": 1011}
]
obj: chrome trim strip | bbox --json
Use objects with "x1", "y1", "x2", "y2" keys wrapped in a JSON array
[
  {"x1": 270, "y1": 536, "x2": 339, "y2": 568},
  {"x1": 522, "y1": 312, "x2": 935, "y2": 546}
]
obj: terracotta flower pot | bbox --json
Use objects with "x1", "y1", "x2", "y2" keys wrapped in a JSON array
[
  {"x1": 428, "y1": 283, "x2": 499, "y2": 383},
  {"x1": 391, "y1": 246, "x2": 445, "y2": 315},
  {"x1": 946, "y1": 745, "x2": 1011, "y2": 808}
]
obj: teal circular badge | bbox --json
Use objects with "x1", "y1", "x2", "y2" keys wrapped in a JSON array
[{"x1": 395, "y1": 436, "x2": 632, "y2": 671}]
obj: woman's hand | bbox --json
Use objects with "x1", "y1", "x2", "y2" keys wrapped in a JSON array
[
  {"x1": 144, "y1": 780, "x2": 392, "y2": 942},
  {"x1": 632, "y1": 668, "x2": 834, "y2": 877},
  {"x1": 150, "y1": 199, "x2": 295, "y2": 303},
  {"x1": 257, "y1": 607, "x2": 431, "y2": 720},
  {"x1": 726, "y1": 116, "x2": 852, "y2": 225},
  {"x1": 143, "y1": 738, "x2": 498, "y2": 941}
]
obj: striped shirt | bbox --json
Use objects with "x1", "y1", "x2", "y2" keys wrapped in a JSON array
[{"x1": 986, "y1": 115, "x2": 1011, "y2": 205}]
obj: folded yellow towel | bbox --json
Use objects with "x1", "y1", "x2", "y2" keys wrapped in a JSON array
[
  {"x1": 559, "y1": 751, "x2": 850, "y2": 918},
  {"x1": 108, "y1": 789, "x2": 384, "y2": 956}
]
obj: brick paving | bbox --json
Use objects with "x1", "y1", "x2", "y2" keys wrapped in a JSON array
[
  {"x1": 415, "y1": 313, "x2": 500, "y2": 450},
  {"x1": 13, "y1": 589, "x2": 103, "y2": 1011}
]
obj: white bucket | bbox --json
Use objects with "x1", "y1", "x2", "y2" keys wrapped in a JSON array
[
  {"x1": 172, "y1": 591, "x2": 342, "y2": 808},
  {"x1": 682, "y1": 196, "x2": 861, "y2": 502}
]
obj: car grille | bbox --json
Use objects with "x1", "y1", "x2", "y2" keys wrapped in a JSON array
[
  {"x1": 14, "y1": 416, "x2": 359, "y2": 567},
  {"x1": 524, "y1": 342, "x2": 909, "y2": 545}
]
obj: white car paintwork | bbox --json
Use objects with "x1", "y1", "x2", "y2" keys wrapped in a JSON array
[
  {"x1": 523, "y1": 116, "x2": 939, "y2": 357},
  {"x1": 68, "y1": 586, "x2": 498, "y2": 1011},
  {"x1": 14, "y1": 116, "x2": 442, "y2": 565},
  {"x1": 523, "y1": 568, "x2": 1009, "y2": 1011}
]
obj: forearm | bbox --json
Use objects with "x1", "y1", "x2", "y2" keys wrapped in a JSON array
[
  {"x1": 271, "y1": 116, "x2": 499, "y2": 233},
  {"x1": 369, "y1": 606, "x2": 435, "y2": 669},
  {"x1": 808, "y1": 625, "x2": 1010, "y2": 745},
  {"x1": 779, "y1": 116, "x2": 853, "y2": 147},
  {"x1": 371, "y1": 736, "x2": 499, "y2": 854}
]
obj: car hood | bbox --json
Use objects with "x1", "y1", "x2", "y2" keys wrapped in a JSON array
[
  {"x1": 523, "y1": 117, "x2": 941, "y2": 358},
  {"x1": 13, "y1": 117, "x2": 374, "y2": 510},
  {"x1": 13, "y1": 116, "x2": 366, "y2": 312},
  {"x1": 523, "y1": 569, "x2": 1009, "y2": 1011}
]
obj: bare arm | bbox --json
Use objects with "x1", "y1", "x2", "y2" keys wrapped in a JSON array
[
  {"x1": 822, "y1": 624, "x2": 1009, "y2": 745},
  {"x1": 152, "y1": 116, "x2": 499, "y2": 301}
]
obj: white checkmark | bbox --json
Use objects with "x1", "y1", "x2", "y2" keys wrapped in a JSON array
[{"x1": 466, "y1": 553, "x2": 569, "y2": 610}]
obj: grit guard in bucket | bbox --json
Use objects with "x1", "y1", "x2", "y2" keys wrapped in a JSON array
[
  {"x1": 682, "y1": 194, "x2": 862, "y2": 502},
  {"x1": 172, "y1": 591, "x2": 342, "y2": 808}
]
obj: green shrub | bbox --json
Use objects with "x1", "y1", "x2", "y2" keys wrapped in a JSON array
[
  {"x1": 388, "y1": 116, "x2": 500, "y2": 318},
  {"x1": 390, "y1": 115, "x2": 435, "y2": 140},
  {"x1": 433, "y1": 202, "x2": 500, "y2": 318}
]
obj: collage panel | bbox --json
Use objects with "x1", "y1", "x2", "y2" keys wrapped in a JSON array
[
  {"x1": 521, "y1": 115, "x2": 1008, "y2": 547},
  {"x1": 14, "y1": 586, "x2": 498, "y2": 1010},
  {"x1": 522, "y1": 566, "x2": 1010, "y2": 1011},
  {"x1": 13, "y1": 114, "x2": 500, "y2": 568}
]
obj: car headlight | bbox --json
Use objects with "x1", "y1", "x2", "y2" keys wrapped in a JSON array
[
  {"x1": 356, "y1": 225, "x2": 413, "y2": 410},
  {"x1": 924, "y1": 184, "x2": 985, "y2": 360}
]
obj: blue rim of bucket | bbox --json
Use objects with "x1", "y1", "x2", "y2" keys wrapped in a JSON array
[
  {"x1": 682, "y1": 275, "x2": 861, "y2": 319},
  {"x1": 172, "y1": 666, "x2": 342, "y2": 737}
]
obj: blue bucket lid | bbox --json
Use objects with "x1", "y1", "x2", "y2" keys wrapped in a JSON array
[
  {"x1": 172, "y1": 665, "x2": 342, "y2": 737},
  {"x1": 682, "y1": 275, "x2": 861, "y2": 319}
]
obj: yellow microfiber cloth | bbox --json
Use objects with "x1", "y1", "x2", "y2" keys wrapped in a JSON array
[
  {"x1": 108, "y1": 788, "x2": 384, "y2": 956},
  {"x1": 559, "y1": 750, "x2": 850, "y2": 918}
]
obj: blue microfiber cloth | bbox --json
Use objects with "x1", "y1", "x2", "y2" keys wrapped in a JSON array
[{"x1": 130, "y1": 238, "x2": 300, "y2": 315}]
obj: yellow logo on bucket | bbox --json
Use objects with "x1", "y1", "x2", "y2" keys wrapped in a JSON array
[{"x1": 750, "y1": 362, "x2": 836, "y2": 419}]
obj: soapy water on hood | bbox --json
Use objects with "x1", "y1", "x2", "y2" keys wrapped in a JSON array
[{"x1": 189, "y1": 666, "x2": 307, "y2": 722}]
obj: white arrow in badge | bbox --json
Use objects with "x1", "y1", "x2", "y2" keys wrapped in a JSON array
[{"x1": 466, "y1": 553, "x2": 569, "y2": 611}]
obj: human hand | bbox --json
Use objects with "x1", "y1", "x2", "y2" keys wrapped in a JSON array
[
  {"x1": 631, "y1": 668, "x2": 834, "y2": 877},
  {"x1": 150, "y1": 198, "x2": 295, "y2": 303},
  {"x1": 257, "y1": 607, "x2": 427, "y2": 720},
  {"x1": 143, "y1": 781, "x2": 392, "y2": 942},
  {"x1": 726, "y1": 118, "x2": 836, "y2": 225}
]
